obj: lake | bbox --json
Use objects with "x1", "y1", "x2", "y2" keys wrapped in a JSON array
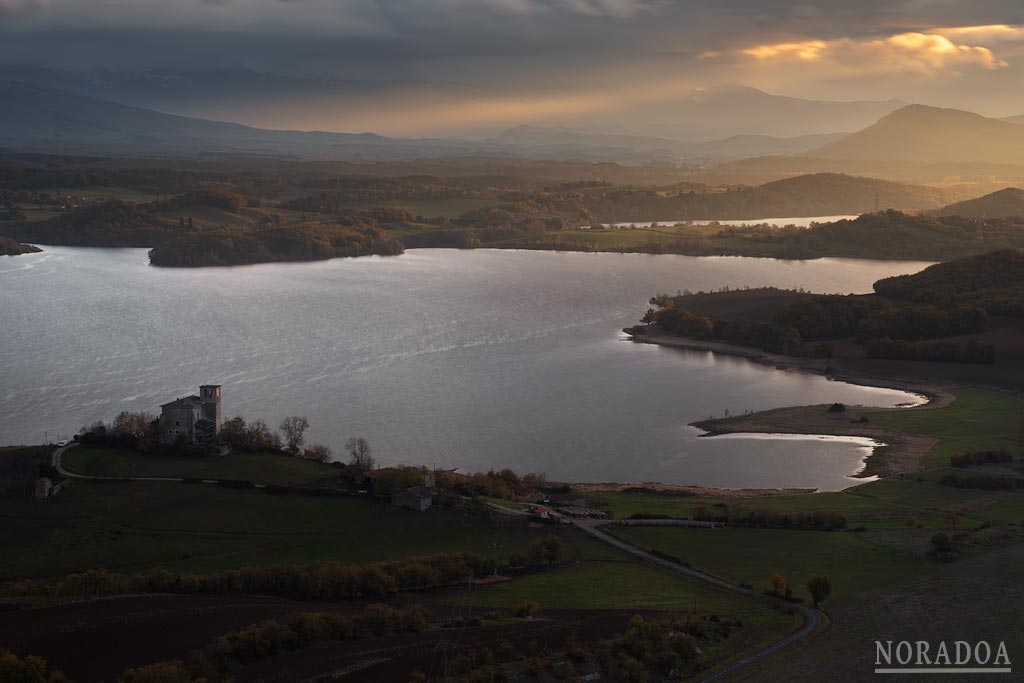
[
  {"x1": 0, "y1": 247, "x2": 934, "y2": 490},
  {"x1": 605, "y1": 215, "x2": 859, "y2": 229}
]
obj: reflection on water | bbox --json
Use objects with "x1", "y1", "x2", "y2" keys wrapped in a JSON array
[{"x1": 0, "y1": 247, "x2": 933, "y2": 490}]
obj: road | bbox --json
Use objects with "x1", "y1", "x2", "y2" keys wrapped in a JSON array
[{"x1": 572, "y1": 518, "x2": 826, "y2": 683}]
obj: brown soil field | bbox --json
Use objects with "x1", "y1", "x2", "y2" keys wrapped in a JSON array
[{"x1": 0, "y1": 594, "x2": 633, "y2": 683}]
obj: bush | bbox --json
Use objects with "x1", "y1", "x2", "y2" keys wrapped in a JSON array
[
  {"x1": 515, "y1": 599, "x2": 542, "y2": 618},
  {"x1": 950, "y1": 449, "x2": 1014, "y2": 468}
]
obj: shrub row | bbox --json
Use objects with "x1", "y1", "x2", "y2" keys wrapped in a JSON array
[
  {"x1": 864, "y1": 337, "x2": 996, "y2": 364},
  {"x1": 0, "y1": 553, "x2": 495, "y2": 601},
  {"x1": 120, "y1": 604, "x2": 431, "y2": 683},
  {"x1": 692, "y1": 507, "x2": 846, "y2": 530},
  {"x1": 950, "y1": 449, "x2": 1015, "y2": 468}
]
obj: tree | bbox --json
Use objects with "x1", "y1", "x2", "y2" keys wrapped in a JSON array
[
  {"x1": 247, "y1": 419, "x2": 280, "y2": 452},
  {"x1": 347, "y1": 437, "x2": 374, "y2": 471},
  {"x1": 279, "y1": 416, "x2": 310, "y2": 453},
  {"x1": 945, "y1": 513, "x2": 961, "y2": 530},
  {"x1": 769, "y1": 572, "x2": 789, "y2": 598},
  {"x1": 220, "y1": 415, "x2": 248, "y2": 448},
  {"x1": 305, "y1": 443, "x2": 332, "y2": 463},
  {"x1": 0, "y1": 648, "x2": 70, "y2": 683},
  {"x1": 806, "y1": 575, "x2": 832, "y2": 608},
  {"x1": 118, "y1": 660, "x2": 191, "y2": 683},
  {"x1": 930, "y1": 532, "x2": 954, "y2": 554},
  {"x1": 515, "y1": 599, "x2": 541, "y2": 618},
  {"x1": 112, "y1": 411, "x2": 154, "y2": 442}
]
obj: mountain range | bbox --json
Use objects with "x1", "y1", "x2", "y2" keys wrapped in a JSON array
[{"x1": 0, "y1": 67, "x2": 905, "y2": 141}]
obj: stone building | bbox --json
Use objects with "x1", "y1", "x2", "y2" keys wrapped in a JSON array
[
  {"x1": 391, "y1": 486, "x2": 433, "y2": 512},
  {"x1": 158, "y1": 384, "x2": 222, "y2": 445}
]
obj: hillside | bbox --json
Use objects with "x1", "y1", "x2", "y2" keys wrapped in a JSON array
[
  {"x1": 757, "y1": 173, "x2": 956, "y2": 211},
  {"x1": 0, "y1": 81, "x2": 471, "y2": 160},
  {"x1": 815, "y1": 105, "x2": 1024, "y2": 164},
  {"x1": 874, "y1": 248, "x2": 1024, "y2": 316},
  {"x1": 939, "y1": 188, "x2": 1024, "y2": 218}
]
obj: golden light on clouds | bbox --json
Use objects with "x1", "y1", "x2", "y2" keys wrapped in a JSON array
[
  {"x1": 723, "y1": 25, "x2": 1020, "y2": 77},
  {"x1": 742, "y1": 40, "x2": 827, "y2": 61}
]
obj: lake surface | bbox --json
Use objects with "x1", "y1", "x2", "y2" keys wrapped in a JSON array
[
  {"x1": 606, "y1": 215, "x2": 859, "y2": 229},
  {"x1": 0, "y1": 248, "x2": 933, "y2": 490}
]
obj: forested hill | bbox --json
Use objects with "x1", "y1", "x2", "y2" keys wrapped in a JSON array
[
  {"x1": 939, "y1": 188, "x2": 1024, "y2": 219},
  {"x1": 874, "y1": 249, "x2": 1024, "y2": 316}
]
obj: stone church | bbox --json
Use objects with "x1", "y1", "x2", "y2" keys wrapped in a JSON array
[{"x1": 158, "y1": 384, "x2": 222, "y2": 445}]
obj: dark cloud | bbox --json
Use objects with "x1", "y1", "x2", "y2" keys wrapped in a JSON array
[{"x1": 0, "y1": 0, "x2": 1022, "y2": 133}]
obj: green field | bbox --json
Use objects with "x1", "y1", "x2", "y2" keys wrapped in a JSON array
[
  {"x1": 432, "y1": 530, "x2": 800, "y2": 674},
  {"x1": 607, "y1": 526, "x2": 930, "y2": 604},
  {"x1": 870, "y1": 388, "x2": 1024, "y2": 469},
  {"x1": 63, "y1": 448, "x2": 338, "y2": 486},
  {"x1": 0, "y1": 480, "x2": 558, "y2": 579}
]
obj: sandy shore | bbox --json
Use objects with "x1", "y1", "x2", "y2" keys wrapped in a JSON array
[{"x1": 629, "y1": 330, "x2": 956, "y2": 478}]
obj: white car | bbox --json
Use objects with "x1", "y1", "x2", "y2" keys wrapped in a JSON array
[{"x1": 56, "y1": 440, "x2": 69, "y2": 447}]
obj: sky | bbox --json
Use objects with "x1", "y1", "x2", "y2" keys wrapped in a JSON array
[{"x1": 1, "y1": 0, "x2": 1023, "y2": 135}]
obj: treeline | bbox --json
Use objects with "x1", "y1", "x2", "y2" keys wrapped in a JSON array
[
  {"x1": 875, "y1": 248, "x2": 1024, "y2": 317},
  {"x1": 644, "y1": 289, "x2": 995, "y2": 362},
  {"x1": 864, "y1": 337, "x2": 995, "y2": 364},
  {"x1": 692, "y1": 507, "x2": 847, "y2": 530},
  {"x1": 148, "y1": 223, "x2": 403, "y2": 267},
  {"x1": 951, "y1": 449, "x2": 1015, "y2": 468},
  {"x1": 757, "y1": 211, "x2": 1024, "y2": 260},
  {"x1": 0, "y1": 166, "x2": 199, "y2": 193},
  {"x1": 119, "y1": 604, "x2": 430, "y2": 683},
  {"x1": 0, "y1": 234, "x2": 40, "y2": 255},
  {"x1": 5, "y1": 199, "x2": 173, "y2": 247},
  {"x1": 1, "y1": 552, "x2": 497, "y2": 601},
  {"x1": 940, "y1": 472, "x2": 1024, "y2": 490}
]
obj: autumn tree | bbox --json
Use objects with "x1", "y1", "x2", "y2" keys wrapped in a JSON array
[
  {"x1": 305, "y1": 443, "x2": 332, "y2": 463},
  {"x1": 769, "y1": 572, "x2": 790, "y2": 598},
  {"x1": 806, "y1": 575, "x2": 832, "y2": 608},
  {"x1": 280, "y1": 416, "x2": 310, "y2": 453},
  {"x1": 347, "y1": 437, "x2": 374, "y2": 471},
  {"x1": 112, "y1": 411, "x2": 155, "y2": 442}
]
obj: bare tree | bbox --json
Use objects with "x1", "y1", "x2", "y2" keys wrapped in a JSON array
[
  {"x1": 247, "y1": 419, "x2": 279, "y2": 451},
  {"x1": 279, "y1": 416, "x2": 310, "y2": 453},
  {"x1": 346, "y1": 437, "x2": 374, "y2": 471}
]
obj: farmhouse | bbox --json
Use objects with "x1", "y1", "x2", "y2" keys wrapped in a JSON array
[
  {"x1": 391, "y1": 486, "x2": 433, "y2": 512},
  {"x1": 158, "y1": 384, "x2": 222, "y2": 445}
]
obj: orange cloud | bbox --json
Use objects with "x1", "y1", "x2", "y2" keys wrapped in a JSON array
[{"x1": 725, "y1": 27, "x2": 1014, "y2": 77}]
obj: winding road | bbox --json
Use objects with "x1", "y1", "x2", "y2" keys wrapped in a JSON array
[{"x1": 572, "y1": 518, "x2": 826, "y2": 683}]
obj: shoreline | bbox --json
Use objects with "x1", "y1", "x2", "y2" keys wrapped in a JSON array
[{"x1": 629, "y1": 330, "x2": 955, "y2": 479}]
